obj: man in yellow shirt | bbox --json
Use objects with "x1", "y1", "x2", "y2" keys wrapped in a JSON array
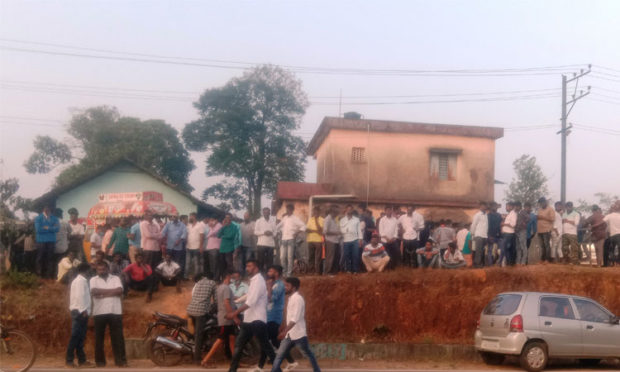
[{"x1": 306, "y1": 206, "x2": 324, "y2": 275}]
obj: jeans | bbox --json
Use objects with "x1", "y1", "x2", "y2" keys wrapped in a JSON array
[
  {"x1": 218, "y1": 251, "x2": 234, "y2": 281},
  {"x1": 515, "y1": 230, "x2": 528, "y2": 265},
  {"x1": 417, "y1": 253, "x2": 438, "y2": 268},
  {"x1": 342, "y1": 241, "x2": 360, "y2": 273},
  {"x1": 402, "y1": 239, "x2": 419, "y2": 268},
  {"x1": 473, "y1": 237, "x2": 487, "y2": 267},
  {"x1": 272, "y1": 336, "x2": 321, "y2": 372},
  {"x1": 259, "y1": 321, "x2": 293, "y2": 368},
  {"x1": 167, "y1": 249, "x2": 186, "y2": 277},
  {"x1": 191, "y1": 315, "x2": 207, "y2": 362},
  {"x1": 280, "y1": 239, "x2": 296, "y2": 276},
  {"x1": 66, "y1": 310, "x2": 88, "y2": 364},
  {"x1": 499, "y1": 233, "x2": 515, "y2": 266},
  {"x1": 538, "y1": 232, "x2": 552, "y2": 262},
  {"x1": 205, "y1": 249, "x2": 219, "y2": 278},
  {"x1": 256, "y1": 245, "x2": 274, "y2": 272},
  {"x1": 229, "y1": 321, "x2": 274, "y2": 372},
  {"x1": 36, "y1": 241, "x2": 56, "y2": 278},
  {"x1": 187, "y1": 249, "x2": 203, "y2": 278},
  {"x1": 384, "y1": 240, "x2": 401, "y2": 269},
  {"x1": 93, "y1": 314, "x2": 126, "y2": 366}
]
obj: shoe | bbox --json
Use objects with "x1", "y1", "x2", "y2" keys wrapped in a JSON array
[
  {"x1": 246, "y1": 367, "x2": 263, "y2": 372},
  {"x1": 77, "y1": 361, "x2": 95, "y2": 368},
  {"x1": 65, "y1": 362, "x2": 75, "y2": 368},
  {"x1": 284, "y1": 361, "x2": 299, "y2": 371}
]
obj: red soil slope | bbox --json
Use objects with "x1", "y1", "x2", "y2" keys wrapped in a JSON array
[{"x1": 2, "y1": 265, "x2": 619, "y2": 353}]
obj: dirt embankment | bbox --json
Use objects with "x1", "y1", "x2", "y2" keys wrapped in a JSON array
[{"x1": 2, "y1": 265, "x2": 619, "y2": 353}]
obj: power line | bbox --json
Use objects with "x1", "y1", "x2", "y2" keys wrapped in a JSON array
[
  {"x1": 311, "y1": 88, "x2": 559, "y2": 99},
  {"x1": 312, "y1": 93, "x2": 559, "y2": 106}
]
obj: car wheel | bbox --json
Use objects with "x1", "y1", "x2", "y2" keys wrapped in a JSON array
[
  {"x1": 479, "y1": 351, "x2": 505, "y2": 365},
  {"x1": 578, "y1": 359, "x2": 600, "y2": 367},
  {"x1": 520, "y1": 341, "x2": 548, "y2": 372}
]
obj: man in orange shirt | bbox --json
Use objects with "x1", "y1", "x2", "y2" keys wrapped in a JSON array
[{"x1": 536, "y1": 197, "x2": 555, "y2": 263}]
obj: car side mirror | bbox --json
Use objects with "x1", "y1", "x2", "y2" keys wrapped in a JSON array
[{"x1": 611, "y1": 316, "x2": 620, "y2": 325}]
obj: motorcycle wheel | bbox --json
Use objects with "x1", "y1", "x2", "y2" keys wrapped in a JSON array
[{"x1": 148, "y1": 336, "x2": 183, "y2": 367}]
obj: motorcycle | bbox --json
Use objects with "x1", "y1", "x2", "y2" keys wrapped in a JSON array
[{"x1": 144, "y1": 311, "x2": 258, "y2": 366}]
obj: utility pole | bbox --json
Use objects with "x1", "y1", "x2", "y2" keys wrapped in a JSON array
[{"x1": 559, "y1": 65, "x2": 591, "y2": 203}]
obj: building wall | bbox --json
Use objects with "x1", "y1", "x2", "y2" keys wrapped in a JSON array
[
  {"x1": 55, "y1": 163, "x2": 198, "y2": 218},
  {"x1": 315, "y1": 129, "x2": 496, "y2": 204}
]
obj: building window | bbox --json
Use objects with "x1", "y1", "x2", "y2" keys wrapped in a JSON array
[
  {"x1": 351, "y1": 147, "x2": 366, "y2": 163},
  {"x1": 430, "y1": 148, "x2": 460, "y2": 180}
]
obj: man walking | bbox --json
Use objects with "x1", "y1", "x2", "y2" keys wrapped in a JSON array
[
  {"x1": 227, "y1": 260, "x2": 275, "y2": 372},
  {"x1": 66, "y1": 263, "x2": 93, "y2": 368},
  {"x1": 561, "y1": 201, "x2": 580, "y2": 265},
  {"x1": 322, "y1": 205, "x2": 341, "y2": 275},
  {"x1": 278, "y1": 204, "x2": 306, "y2": 277},
  {"x1": 378, "y1": 206, "x2": 399, "y2": 269},
  {"x1": 34, "y1": 205, "x2": 60, "y2": 279},
  {"x1": 254, "y1": 208, "x2": 278, "y2": 272},
  {"x1": 271, "y1": 277, "x2": 321, "y2": 372},
  {"x1": 470, "y1": 201, "x2": 488, "y2": 268},
  {"x1": 537, "y1": 197, "x2": 555, "y2": 263},
  {"x1": 339, "y1": 205, "x2": 363, "y2": 273},
  {"x1": 90, "y1": 261, "x2": 127, "y2": 367},
  {"x1": 398, "y1": 206, "x2": 424, "y2": 268}
]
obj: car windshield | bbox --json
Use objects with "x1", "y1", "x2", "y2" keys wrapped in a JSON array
[{"x1": 483, "y1": 294, "x2": 522, "y2": 315}]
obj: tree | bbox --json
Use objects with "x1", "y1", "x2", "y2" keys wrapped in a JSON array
[
  {"x1": 504, "y1": 154, "x2": 549, "y2": 206},
  {"x1": 575, "y1": 192, "x2": 619, "y2": 216},
  {"x1": 25, "y1": 106, "x2": 195, "y2": 191},
  {"x1": 183, "y1": 65, "x2": 309, "y2": 215},
  {"x1": 0, "y1": 178, "x2": 31, "y2": 219}
]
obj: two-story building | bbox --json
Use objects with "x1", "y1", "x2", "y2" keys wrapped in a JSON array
[{"x1": 275, "y1": 116, "x2": 504, "y2": 222}]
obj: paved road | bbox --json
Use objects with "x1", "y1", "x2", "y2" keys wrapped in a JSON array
[{"x1": 27, "y1": 369, "x2": 618, "y2": 372}]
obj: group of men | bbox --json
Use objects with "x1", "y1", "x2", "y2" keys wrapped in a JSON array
[{"x1": 185, "y1": 260, "x2": 320, "y2": 372}]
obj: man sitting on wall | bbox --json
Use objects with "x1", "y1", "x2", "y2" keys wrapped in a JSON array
[
  {"x1": 416, "y1": 239, "x2": 440, "y2": 268},
  {"x1": 361, "y1": 233, "x2": 390, "y2": 273},
  {"x1": 121, "y1": 253, "x2": 154, "y2": 302},
  {"x1": 441, "y1": 242, "x2": 466, "y2": 269},
  {"x1": 155, "y1": 253, "x2": 182, "y2": 293}
]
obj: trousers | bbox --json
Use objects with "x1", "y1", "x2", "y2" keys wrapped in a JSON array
[{"x1": 93, "y1": 314, "x2": 126, "y2": 366}]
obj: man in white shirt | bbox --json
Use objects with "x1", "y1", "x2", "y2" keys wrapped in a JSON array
[
  {"x1": 68, "y1": 208, "x2": 85, "y2": 260},
  {"x1": 186, "y1": 213, "x2": 205, "y2": 279},
  {"x1": 90, "y1": 261, "x2": 127, "y2": 367},
  {"x1": 398, "y1": 206, "x2": 425, "y2": 268},
  {"x1": 66, "y1": 263, "x2": 93, "y2": 368},
  {"x1": 339, "y1": 205, "x2": 363, "y2": 273},
  {"x1": 254, "y1": 207, "x2": 277, "y2": 272},
  {"x1": 470, "y1": 201, "x2": 489, "y2": 268},
  {"x1": 551, "y1": 202, "x2": 564, "y2": 262},
  {"x1": 378, "y1": 206, "x2": 399, "y2": 269},
  {"x1": 322, "y1": 205, "x2": 342, "y2": 275},
  {"x1": 227, "y1": 260, "x2": 275, "y2": 372},
  {"x1": 603, "y1": 202, "x2": 620, "y2": 265},
  {"x1": 140, "y1": 211, "x2": 162, "y2": 270},
  {"x1": 90, "y1": 225, "x2": 104, "y2": 259},
  {"x1": 155, "y1": 253, "x2": 182, "y2": 293},
  {"x1": 271, "y1": 277, "x2": 320, "y2": 372},
  {"x1": 441, "y1": 242, "x2": 466, "y2": 269},
  {"x1": 561, "y1": 201, "x2": 581, "y2": 265},
  {"x1": 499, "y1": 202, "x2": 517, "y2": 267},
  {"x1": 277, "y1": 204, "x2": 306, "y2": 277}
]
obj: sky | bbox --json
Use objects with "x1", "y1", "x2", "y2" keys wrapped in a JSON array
[{"x1": 1, "y1": 0, "x2": 619, "y2": 212}]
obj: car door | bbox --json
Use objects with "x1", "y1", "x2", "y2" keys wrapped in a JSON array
[
  {"x1": 573, "y1": 298, "x2": 620, "y2": 357},
  {"x1": 537, "y1": 296, "x2": 582, "y2": 356}
]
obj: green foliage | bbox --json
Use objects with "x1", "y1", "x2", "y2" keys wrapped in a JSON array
[
  {"x1": 183, "y1": 65, "x2": 308, "y2": 215},
  {"x1": 0, "y1": 178, "x2": 31, "y2": 219},
  {"x1": 24, "y1": 106, "x2": 195, "y2": 192},
  {"x1": 575, "y1": 192, "x2": 619, "y2": 216},
  {"x1": 0, "y1": 270, "x2": 40, "y2": 290},
  {"x1": 505, "y1": 154, "x2": 549, "y2": 206}
]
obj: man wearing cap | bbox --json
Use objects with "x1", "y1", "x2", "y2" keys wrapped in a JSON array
[
  {"x1": 362, "y1": 232, "x2": 390, "y2": 273},
  {"x1": 68, "y1": 208, "x2": 85, "y2": 260},
  {"x1": 536, "y1": 197, "x2": 555, "y2": 263}
]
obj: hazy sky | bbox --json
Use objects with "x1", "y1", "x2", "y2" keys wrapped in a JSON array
[{"x1": 1, "y1": 0, "x2": 619, "y2": 210}]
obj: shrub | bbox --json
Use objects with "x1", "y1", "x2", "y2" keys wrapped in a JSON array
[{"x1": 0, "y1": 271, "x2": 40, "y2": 290}]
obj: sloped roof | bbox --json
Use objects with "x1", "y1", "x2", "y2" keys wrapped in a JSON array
[
  {"x1": 307, "y1": 117, "x2": 504, "y2": 155},
  {"x1": 32, "y1": 158, "x2": 224, "y2": 216}
]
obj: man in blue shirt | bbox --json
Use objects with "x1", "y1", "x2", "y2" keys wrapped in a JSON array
[
  {"x1": 257, "y1": 265, "x2": 296, "y2": 370},
  {"x1": 162, "y1": 215, "x2": 187, "y2": 277},
  {"x1": 127, "y1": 217, "x2": 142, "y2": 264},
  {"x1": 35, "y1": 205, "x2": 60, "y2": 278},
  {"x1": 525, "y1": 202, "x2": 537, "y2": 252}
]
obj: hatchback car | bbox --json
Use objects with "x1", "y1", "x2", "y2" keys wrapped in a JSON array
[{"x1": 475, "y1": 292, "x2": 620, "y2": 371}]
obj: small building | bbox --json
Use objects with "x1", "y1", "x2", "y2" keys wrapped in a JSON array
[
  {"x1": 276, "y1": 116, "x2": 504, "y2": 222},
  {"x1": 33, "y1": 159, "x2": 224, "y2": 220}
]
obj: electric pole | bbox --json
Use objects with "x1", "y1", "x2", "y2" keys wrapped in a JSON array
[{"x1": 559, "y1": 65, "x2": 591, "y2": 203}]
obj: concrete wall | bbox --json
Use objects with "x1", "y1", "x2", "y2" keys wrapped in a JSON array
[
  {"x1": 55, "y1": 163, "x2": 198, "y2": 218},
  {"x1": 315, "y1": 129, "x2": 496, "y2": 205}
]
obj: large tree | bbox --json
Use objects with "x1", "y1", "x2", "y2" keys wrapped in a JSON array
[
  {"x1": 0, "y1": 178, "x2": 31, "y2": 219},
  {"x1": 183, "y1": 65, "x2": 309, "y2": 215},
  {"x1": 504, "y1": 154, "x2": 549, "y2": 206},
  {"x1": 25, "y1": 106, "x2": 195, "y2": 191}
]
